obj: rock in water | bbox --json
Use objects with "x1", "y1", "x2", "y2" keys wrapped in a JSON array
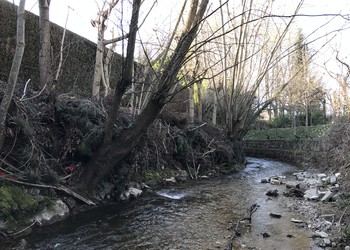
[{"x1": 266, "y1": 189, "x2": 279, "y2": 197}]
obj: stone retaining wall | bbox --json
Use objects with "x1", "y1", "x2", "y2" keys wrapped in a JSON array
[{"x1": 241, "y1": 139, "x2": 327, "y2": 166}]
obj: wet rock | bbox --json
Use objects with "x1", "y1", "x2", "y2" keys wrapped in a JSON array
[
  {"x1": 323, "y1": 238, "x2": 331, "y2": 246},
  {"x1": 321, "y1": 190, "x2": 335, "y2": 202},
  {"x1": 33, "y1": 199, "x2": 70, "y2": 226},
  {"x1": 314, "y1": 231, "x2": 329, "y2": 238},
  {"x1": 329, "y1": 175, "x2": 337, "y2": 185},
  {"x1": 199, "y1": 175, "x2": 209, "y2": 179},
  {"x1": 260, "y1": 178, "x2": 268, "y2": 183},
  {"x1": 262, "y1": 232, "x2": 270, "y2": 238},
  {"x1": 304, "y1": 178, "x2": 323, "y2": 187},
  {"x1": 285, "y1": 181, "x2": 299, "y2": 189},
  {"x1": 291, "y1": 218, "x2": 303, "y2": 223},
  {"x1": 270, "y1": 178, "x2": 281, "y2": 185},
  {"x1": 304, "y1": 188, "x2": 319, "y2": 200},
  {"x1": 293, "y1": 171, "x2": 308, "y2": 181},
  {"x1": 266, "y1": 189, "x2": 279, "y2": 197},
  {"x1": 120, "y1": 187, "x2": 143, "y2": 201},
  {"x1": 283, "y1": 188, "x2": 304, "y2": 198},
  {"x1": 269, "y1": 213, "x2": 282, "y2": 218},
  {"x1": 317, "y1": 173, "x2": 327, "y2": 179}
]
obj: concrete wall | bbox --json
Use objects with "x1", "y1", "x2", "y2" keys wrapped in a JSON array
[
  {"x1": 241, "y1": 139, "x2": 327, "y2": 166},
  {"x1": 0, "y1": 0, "x2": 123, "y2": 97}
]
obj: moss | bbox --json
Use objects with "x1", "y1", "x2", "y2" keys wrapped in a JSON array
[
  {"x1": 144, "y1": 169, "x2": 176, "y2": 183},
  {"x1": 144, "y1": 170, "x2": 162, "y2": 182},
  {"x1": 0, "y1": 185, "x2": 38, "y2": 217}
]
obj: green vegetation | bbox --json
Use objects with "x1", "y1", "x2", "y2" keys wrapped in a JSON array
[
  {"x1": 144, "y1": 169, "x2": 176, "y2": 183},
  {"x1": 0, "y1": 185, "x2": 38, "y2": 216},
  {"x1": 244, "y1": 124, "x2": 330, "y2": 140}
]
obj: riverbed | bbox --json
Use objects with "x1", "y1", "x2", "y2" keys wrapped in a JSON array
[{"x1": 24, "y1": 158, "x2": 316, "y2": 249}]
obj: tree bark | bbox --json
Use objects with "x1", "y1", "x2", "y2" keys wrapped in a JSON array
[
  {"x1": 0, "y1": 0, "x2": 26, "y2": 151},
  {"x1": 103, "y1": 0, "x2": 141, "y2": 144},
  {"x1": 188, "y1": 85, "x2": 195, "y2": 124},
  {"x1": 38, "y1": 0, "x2": 52, "y2": 91}
]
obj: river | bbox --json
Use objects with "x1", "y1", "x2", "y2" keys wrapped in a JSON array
[{"x1": 24, "y1": 157, "x2": 314, "y2": 250}]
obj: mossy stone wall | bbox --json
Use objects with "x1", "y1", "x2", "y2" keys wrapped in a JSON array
[{"x1": 241, "y1": 139, "x2": 327, "y2": 166}]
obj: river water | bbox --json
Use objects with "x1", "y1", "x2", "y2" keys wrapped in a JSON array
[{"x1": 25, "y1": 157, "x2": 313, "y2": 250}]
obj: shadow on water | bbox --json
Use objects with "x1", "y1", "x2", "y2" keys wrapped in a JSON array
[{"x1": 24, "y1": 157, "x2": 312, "y2": 250}]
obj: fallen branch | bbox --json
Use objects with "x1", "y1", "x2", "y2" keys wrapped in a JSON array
[
  {"x1": 0, "y1": 176, "x2": 96, "y2": 206},
  {"x1": 188, "y1": 122, "x2": 207, "y2": 131},
  {"x1": 10, "y1": 220, "x2": 37, "y2": 237},
  {"x1": 225, "y1": 203, "x2": 259, "y2": 250}
]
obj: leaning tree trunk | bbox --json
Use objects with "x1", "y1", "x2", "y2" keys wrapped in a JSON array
[
  {"x1": 78, "y1": 0, "x2": 209, "y2": 192},
  {"x1": 0, "y1": 0, "x2": 26, "y2": 151}
]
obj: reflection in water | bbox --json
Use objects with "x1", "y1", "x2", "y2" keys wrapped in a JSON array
[{"x1": 26, "y1": 158, "x2": 311, "y2": 250}]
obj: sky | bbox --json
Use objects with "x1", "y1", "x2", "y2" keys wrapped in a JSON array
[{"x1": 6, "y1": 0, "x2": 350, "y2": 89}]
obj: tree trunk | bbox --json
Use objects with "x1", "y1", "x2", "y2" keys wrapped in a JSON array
[
  {"x1": 79, "y1": 97, "x2": 163, "y2": 190},
  {"x1": 92, "y1": 40, "x2": 104, "y2": 100},
  {"x1": 197, "y1": 82, "x2": 203, "y2": 122},
  {"x1": 188, "y1": 85, "x2": 195, "y2": 124},
  {"x1": 212, "y1": 91, "x2": 217, "y2": 126},
  {"x1": 78, "y1": 0, "x2": 209, "y2": 192},
  {"x1": 38, "y1": 0, "x2": 52, "y2": 91},
  {"x1": 103, "y1": 0, "x2": 141, "y2": 144},
  {"x1": 0, "y1": 0, "x2": 26, "y2": 151}
]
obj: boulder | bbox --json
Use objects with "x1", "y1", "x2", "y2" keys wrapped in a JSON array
[
  {"x1": 266, "y1": 189, "x2": 279, "y2": 197},
  {"x1": 261, "y1": 178, "x2": 268, "y2": 183},
  {"x1": 304, "y1": 188, "x2": 319, "y2": 200},
  {"x1": 321, "y1": 190, "x2": 335, "y2": 202},
  {"x1": 283, "y1": 188, "x2": 304, "y2": 198},
  {"x1": 120, "y1": 187, "x2": 143, "y2": 201},
  {"x1": 317, "y1": 173, "x2": 327, "y2": 179},
  {"x1": 314, "y1": 231, "x2": 329, "y2": 238},
  {"x1": 329, "y1": 175, "x2": 337, "y2": 185},
  {"x1": 33, "y1": 199, "x2": 69, "y2": 226},
  {"x1": 285, "y1": 181, "x2": 300, "y2": 189}
]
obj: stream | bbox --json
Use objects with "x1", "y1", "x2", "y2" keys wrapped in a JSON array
[{"x1": 24, "y1": 157, "x2": 314, "y2": 250}]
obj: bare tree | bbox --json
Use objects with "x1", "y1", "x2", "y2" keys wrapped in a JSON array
[
  {"x1": 0, "y1": 0, "x2": 26, "y2": 151},
  {"x1": 202, "y1": 0, "x2": 303, "y2": 141},
  {"x1": 91, "y1": 0, "x2": 130, "y2": 100}
]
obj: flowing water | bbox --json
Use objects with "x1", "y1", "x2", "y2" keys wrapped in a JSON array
[{"x1": 24, "y1": 158, "x2": 314, "y2": 250}]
